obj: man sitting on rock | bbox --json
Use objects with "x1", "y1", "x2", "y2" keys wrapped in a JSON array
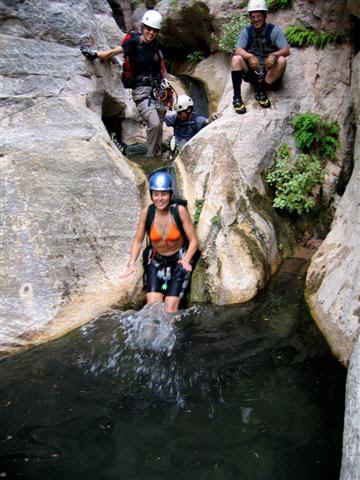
[
  {"x1": 164, "y1": 94, "x2": 209, "y2": 150},
  {"x1": 231, "y1": 0, "x2": 290, "y2": 113}
]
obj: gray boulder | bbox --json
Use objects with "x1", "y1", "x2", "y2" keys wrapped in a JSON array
[
  {"x1": 176, "y1": 45, "x2": 353, "y2": 304},
  {"x1": 0, "y1": 0, "x2": 146, "y2": 357},
  {"x1": 305, "y1": 51, "x2": 360, "y2": 366}
]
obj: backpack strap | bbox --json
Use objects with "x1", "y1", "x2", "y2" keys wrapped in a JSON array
[
  {"x1": 170, "y1": 204, "x2": 186, "y2": 239},
  {"x1": 121, "y1": 31, "x2": 140, "y2": 50},
  {"x1": 265, "y1": 23, "x2": 275, "y2": 44},
  {"x1": 145, "y1": 203, "x2": 156, "y2": 237},
  {"x1": 246, "y1": 25, "x2": 253, "y2": 50}
]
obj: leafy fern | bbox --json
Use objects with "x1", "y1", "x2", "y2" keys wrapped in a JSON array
[
  {"x1": 267, "y1": 0, "x2": 292, "y2": 11},
  {"x1": 187, "y1": 51, "x2": 206, "y2": 64},
  {"x1": 291, "y1": 113, "x2": 340, "y2": 161},
  {"x1": 285, "y1": 26, "x2": 342, "y2": 48},
  {"x1": 266, "y1": 148, "x2": 324, "y2": 215},
  {"x1": 265, "y1": 114, "x2": 340, "y2": 215}
]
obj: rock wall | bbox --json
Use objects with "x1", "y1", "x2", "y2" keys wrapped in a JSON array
[
  {"x1": 0, "y1": 0, "x2": 146, "y2": 357},
  {"x1": 176, "y1": 44, "x2": 353, "y2": 305},
  {"x1": 340, "y1": 335, "x2": 360, "y2": 480},
  {"x1": 305, "y1": 51, "x2": 360, "y2": 366}
]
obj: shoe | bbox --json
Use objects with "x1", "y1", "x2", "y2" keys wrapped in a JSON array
[
  {"x1": 255, "y1": 90, "x2": 271, "y2": 108},
  {"x1": 113, "y1": 138, "x2": 127, "y2": 155},
  {"x1": 233, "y1": 97, "x2": 246, "y2": 114}
]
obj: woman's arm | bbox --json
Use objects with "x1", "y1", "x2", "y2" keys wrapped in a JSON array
[
  {"x1": 122, "y1": 206, "x2": 148, "y2": 276},
  {"x1": 97, "y1": 45, "x2": 124, "y2": 61},
  {"x1": 178, "y1": 205, "x2": 199, "y2": 271}
]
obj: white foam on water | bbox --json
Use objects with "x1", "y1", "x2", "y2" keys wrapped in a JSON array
[{"x1": 120, "y1": 302, "x2": 180, "y2": 356}]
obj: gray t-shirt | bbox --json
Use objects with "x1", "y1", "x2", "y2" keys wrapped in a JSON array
[{"x1": 235, "y1": 24, "x2": 289, "y2": 50}]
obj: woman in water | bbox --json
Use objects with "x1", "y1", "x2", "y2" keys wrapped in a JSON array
[{"x1": 124, "y1": 171, "x2": 199, "y2": 313}]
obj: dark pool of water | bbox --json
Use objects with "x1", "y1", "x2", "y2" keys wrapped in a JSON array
[{"x1": 0, "y1": 259, "x2": 346, "y2": 480}]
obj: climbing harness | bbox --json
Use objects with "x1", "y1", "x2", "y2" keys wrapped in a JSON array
[{"x1": 152, "y1": 78, "x2": 178, "y2": 110}]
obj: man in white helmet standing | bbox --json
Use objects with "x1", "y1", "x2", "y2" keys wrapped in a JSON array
[
  {"x1": 91, "y1": 10, "x2": 170, "y2": 158},
  {"x1": 164, "y1": 94, "x2": 209, "y2": 150},
  {"x1": 231, "y1": 0, "x2": 290, "y2": 113}
]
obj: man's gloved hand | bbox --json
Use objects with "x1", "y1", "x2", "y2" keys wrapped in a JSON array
[
  {"x1": 209, "y1": 112, "x2": 219, "y2": 123},
  {"x1": 80, "y1": 46, "x2": 98, "y2": 61},
  {"x1": 247, "y1": 55, "x2": 260, "y2": 71},
  {"x1": 265, "y1": 54, "x2": 277, "y2": 70}
]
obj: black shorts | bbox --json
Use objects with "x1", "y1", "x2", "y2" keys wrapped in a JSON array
[
  {"x1": 143, "y1": 248, "x2": 194, "y2": 298},
  {"x1": 242, "y1": 70, "x2": 283, "y2": 90}
]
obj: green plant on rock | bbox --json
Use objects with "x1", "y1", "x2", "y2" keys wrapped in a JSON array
[
  {"x1": 291, "y1": 113, "x2": 340, "y2": 161},
  {"x1": 218, "y1": 14, "x2": 250, "y2": 55},
  {"x1": 194, "y1": 199, "x2": 205, "y2": 224},
  {"x1": 265, "y1": 145, "x2": 324, "y2": 215},
  {"x1": 265, "y1": 112, "x2": 340, "y2": 215},
  {"x1": 267, "y1": 0, "x2": 292, "y2": 11},
  {"x1": 285, "y1": 26, "x2": 342, "y2": 48},
  {"x1": 211, "y1": 215, "x2": 221, "y2": 225},
  {"x1": 187, "y1": 51, "x2": 205, "y2": 64}
]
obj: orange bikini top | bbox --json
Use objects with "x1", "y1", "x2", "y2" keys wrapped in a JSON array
[{"x1": 150, "y1": 222, "x2": 182, "y2": 243}]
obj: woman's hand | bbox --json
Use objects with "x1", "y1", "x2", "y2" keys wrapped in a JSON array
[
  {"x1": 119, "y1": 262, "x2": 137, "y2": 278},
  {"x1": 178, "y1": 259, "x2": 192, "y2": 272}
]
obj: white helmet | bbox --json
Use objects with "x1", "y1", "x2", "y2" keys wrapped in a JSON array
[
  {"x1": 141, "y1": 10, "x2": 162, "y2": 30},
  {"x1": 176, "y1": 95, "x2": 194, "y2": 112},
  {"x1": 247, "y1": 0, "x2": 268, "y2": 13}
]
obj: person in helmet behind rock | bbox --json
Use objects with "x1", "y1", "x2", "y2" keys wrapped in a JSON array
[
  {"x1": 123, "y1": 170, "x2": 199, "y2": 313},
  {"x1": 95, "y1": 10, "x2": 169, "y2": 158},
  {"x1": 231, "y1": 0, "x2": 290, "y2": 113},
  {"x1": 164, "y1": 94, "x2": 209, "y2": 150}
]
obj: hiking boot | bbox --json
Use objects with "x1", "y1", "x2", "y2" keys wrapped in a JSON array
[
  {"x1": 233, "y1": 97, "x2": 246, "y2": 114},
  {"x1": 113, "y1": 138, "x2": 127, "y2": 155},
  {"x1": 255, "y1": 90, "x2": 271, "y2": 108}
]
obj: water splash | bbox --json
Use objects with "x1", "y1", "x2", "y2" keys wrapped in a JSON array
[
  {"x1": 120, "y1": 302, "x2": 179, "y2": 355},
  {"x1": 76, "y1": 303, "x2": 203, "y2": 406}
]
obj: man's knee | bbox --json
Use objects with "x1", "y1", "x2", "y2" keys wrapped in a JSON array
[
  {"x1": 231, "y1": 54, "x2": 246, "y2": 71},
  {"x1": 266, "y1": 57, "x2": 287, "y2": 84},
  {"x1": 277, "y1": 56, "x2": 287, "y2": 70}
]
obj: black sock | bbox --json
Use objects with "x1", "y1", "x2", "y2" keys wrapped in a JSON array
[
  {"x1": 231, "y1": 71, "x2": 243, "y2": 99},
  {"x1": 254, "y1": 80, "x2": 266, "y2": 92}
]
